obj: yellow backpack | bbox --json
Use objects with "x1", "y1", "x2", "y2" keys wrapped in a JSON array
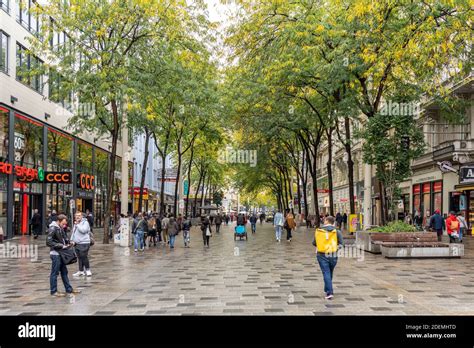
[{"x1": 315, "y1": 228, "x2": 338, "y2": 254}]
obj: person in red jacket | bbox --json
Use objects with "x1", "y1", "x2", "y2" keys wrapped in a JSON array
[{"x1": 445, "y1": 211, "x2": 460, "y2": 243}]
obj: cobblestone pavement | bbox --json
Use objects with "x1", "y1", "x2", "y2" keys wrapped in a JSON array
[{"x1": 1, "y1": 222, "x2": 473, "y2": 315}]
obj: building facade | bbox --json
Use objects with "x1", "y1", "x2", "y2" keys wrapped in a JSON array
[
  {"x1": 132, "y1": 132, "x2": 175, "y2": 213},
  {"x1": 0, "y1": 1, "x2": 130, "y2": 239}
]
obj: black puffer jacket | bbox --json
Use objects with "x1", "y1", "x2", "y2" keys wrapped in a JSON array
[{"x1": 46, "y1": 222, "x2": 69, "y2": 251}]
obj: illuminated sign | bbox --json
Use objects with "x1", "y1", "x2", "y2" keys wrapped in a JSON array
[
  {"x1": 45, "y1": 172, "x2": 72, "y2": 184},
  {"x1": 77, "y1": 173, "x2": 95, "y2": 190},
  {"x1": 0, "y1": 161, "x2": 72, "y2": 184}
]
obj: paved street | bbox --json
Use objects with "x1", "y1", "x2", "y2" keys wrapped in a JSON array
[{"x1": 1, "y1": 222, "x2": 474, "y2": 315}]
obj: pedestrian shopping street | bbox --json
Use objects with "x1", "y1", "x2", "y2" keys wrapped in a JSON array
[{"x1": 1, "y1": 222, "x2": 473, "y2": 316}]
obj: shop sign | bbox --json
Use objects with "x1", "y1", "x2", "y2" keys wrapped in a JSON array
[
  {"x1": 44, "y1": 172, "x2": 72, "y2": 184},
  {"x1": 460, "y1": 166, "x2": 474, "y2": 184},
  {"x1": 77, "y1": 173, "x2": 95, "y2": 190}
]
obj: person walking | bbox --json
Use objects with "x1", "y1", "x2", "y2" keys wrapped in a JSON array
[
  {"x1": 259, "y1": 212, "x2": 265, "y2": 225},
  {"x1": 335, "y1": 212, "x2": 343, "y2": 229},
  {"x1": 214, "y1": 214, "x2": 222, "y2": 233},
  {"x1": 446, "y1": 211, "x2": 460, "y2": 243},
  {"x1": 201, "y1": 215, "x2": 212, "y2": 248},
  {"x1": 182, "y1": 216, "x2": 192, "y2": 248},
  {"x1": 167, "y1": 215, "x2": 179, "y2": 249},
  {"x1": 312, "y1": 216, "x2": 343, "y2": 300},
  {"x1": 457, "y1": 212, "x2": 468, "y2": 243},
  {"x1": 47, "y1": 214, "x2": 81, "y2": 297},
  {"x1": 71, "y1": 212, "x2": 92, "y2": 277},
  {"x1": 47, "y1": 210, "x2": 57, "y2": 228},
  {"x1": 147, "y1": 214, "x2": 157, "y2": 247},
  {"x1": 249, "y1": 213, "x2": 258, "y2": 234},
  {"x1": 237, "y1": 213, "x2": 245, "y2": 227},
  {"x1": 85, "y1": 209, "x2": 94, "y2": 233},
  {"x1": 30, "y1": 209, "x2": 42, "y2": 239},
  {"x1": 155, "y1": 214, "x2": 162, "y2": 243},
  {"x1": 429, "y1": 209, "x2": 445, "y2": 242},
  {"x1": 161, "y1": 214, "x2": 169, "y2": 245},
  {"x1": 342, "y1": 213, "x2": 348, "y2": 231},
  {"x1": 284, "y1": 209, "x2": 296, "y2": 242},
  {"x1": 273, "y1": 210, "x2": 284, "y2": 242},
  {"x1": 132, "y1": 213, "x2": 147, "y2": 252}
]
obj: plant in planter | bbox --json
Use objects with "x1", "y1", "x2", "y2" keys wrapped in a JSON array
[{"x1": 370, "y1": 221, "x2": 418, "y2": 233}]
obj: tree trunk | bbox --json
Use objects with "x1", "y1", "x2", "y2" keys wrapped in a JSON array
[
  {"x1": 155, "y1": 129, "x2": 170, "y2": 217},
  {"x1": 193, "y1": 165, "x2": 204, "y2": 218},
  {"x1": 185, "y1": 146, "x2": 194, "y2": 217},
  {"x1": 327, "y1": 127, "x2": 335, "y2": 216},
  {"x1": 173, "y1": 152, "x2": 182, "y2": 217},
  {"x1": 378, "y1": 169, "x2": 386, "y2": 226},
  {"x1": 103, "y1": 99, "x2": 120, "y2": 244},
  {"x1": 344, "y1": 117, "x2": 356, "y2": 214},
  {"x1": 138, "y1": 128, "x2": 150, "y2": 213}
]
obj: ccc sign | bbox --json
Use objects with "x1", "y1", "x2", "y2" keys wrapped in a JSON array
[
  {"x1": 77, "y1": 173, "x2": 95, "y2": 190},
  {"x1": 45, "y1": 172, "x2": 72, "y2": 184}
]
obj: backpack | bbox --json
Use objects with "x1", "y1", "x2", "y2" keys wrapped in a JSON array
[
  {"x1": 314, "y1": 228, "x2": 338, "y2": 254},
  {"x1": 450, "y1": 219, "x2": 460, "y2": 231}
]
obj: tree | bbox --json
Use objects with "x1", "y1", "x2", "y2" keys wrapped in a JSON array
[{"x1": 30, "y1": 0, "x2": 190, "y2": 242}]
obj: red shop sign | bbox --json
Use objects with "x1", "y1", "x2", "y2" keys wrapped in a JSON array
[
  {"x1": 423, "y1": 183, "x2": 431, "y2": 193},
  {"x1": 433, "y1": 181, "x2": 443, "y2": 192},
  {"x1": 413, "y1": 185, "x2": 421, "y2": 194}
]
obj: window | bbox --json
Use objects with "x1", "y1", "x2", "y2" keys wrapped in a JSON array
[
  {"x1": 16, "y1": 42, "x2": 44, "y2": 93},
  {"x1": 0, "y1": 31, "x2": 8, "y2": 73},
  {"x1": 14, "y1": 0, "x2": 41, "y2": 33},
  {"x1": 0, "y1": 0, "x2": 9, "y2": 13}
]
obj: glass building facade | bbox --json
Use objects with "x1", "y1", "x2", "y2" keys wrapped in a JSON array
[{"x1": 0, "y1": 103, "x2": 133, "y2": 239}]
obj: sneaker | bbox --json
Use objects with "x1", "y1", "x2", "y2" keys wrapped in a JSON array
[
  {"x1": 51, "y1": 292, "x2": 66, "y2": 297},
  {"x1": 85, "y1": 270, "x2": 92, "y2": 277},
  {"x1": 325, "y1": 294, "x2": 334, "y2": 300},
  {"x1": 68, "y1": 289, "x2": 82, "y2": 295},
  {"x1": 73, "y1": 271, "x2": 85, "y2": 277},
  {"x1": 134, "y1": 249, "x2": 138, "y2": 252}
]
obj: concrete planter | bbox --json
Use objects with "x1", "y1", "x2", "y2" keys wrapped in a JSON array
[
  {"x1": 355, "y1": 230, "x2": 382, "y2": 253},
  {"x1": 381, "y1": 243, "x2": 464, "y2": 258}
]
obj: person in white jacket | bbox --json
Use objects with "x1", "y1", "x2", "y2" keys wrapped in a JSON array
[
  {"x1": 71, "y1": 212, "x2": 92, "y2": 277},
  {"x1": 457, "y1": 212, "x2": 468, "y2": 243}
]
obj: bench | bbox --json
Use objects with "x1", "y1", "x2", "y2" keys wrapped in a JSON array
[{"x1": 372, "y1": 232, "x2": 464, "y2": 258}]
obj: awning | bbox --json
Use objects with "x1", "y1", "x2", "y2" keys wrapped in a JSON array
[{"x1": 454, "y1": 183, "x2": 474, "y2": 191}]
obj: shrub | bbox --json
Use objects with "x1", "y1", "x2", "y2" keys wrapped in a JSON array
[{"x1": 371, "y1": 221, "x2": 418, "y2": 233}]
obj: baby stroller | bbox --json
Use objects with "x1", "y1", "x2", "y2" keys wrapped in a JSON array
[{"x1": 234, "y1": 225, "x2": 248, "y2": 241}]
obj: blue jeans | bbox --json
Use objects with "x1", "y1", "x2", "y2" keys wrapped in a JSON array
[
  {"x1": 275, "y1": 225, "x2": 282, "y2": 240},
  {"x1": 459, "y1": 228, "x2": 464, "y2": 242},
  {"x1": 183, "y1": 230, "x2": 190, "y2": 245},
  {"x1": 251, "y1": 223, "x2": 256, "y2": 233},
  {"x1": 169, "y1": 234, "x2": 176, "y2": 248},
  {"x1": 50, "y1": 255, "x2": 73, "y2": 295},
  {"x1": 134, "y1": 230, "x2": 145, "y2": 250},
  {"x1": 317, "y1": 254, "x2": 338, "y2": 295}
]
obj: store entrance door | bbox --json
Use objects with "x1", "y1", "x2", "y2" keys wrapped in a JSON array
[
  {"x1": 13, "y1": 193, "x2": 42, "y2": 236},
  {"x1": 76, "y1": 198, "x2": 93, "y2": 214}
]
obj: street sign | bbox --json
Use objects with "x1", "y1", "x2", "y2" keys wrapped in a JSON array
[
  {"x1": 69, "y1": 199, "x2": 75, "y2": 210},
  {"x1": 179, "y1": 199, "x2": 184, "y2": 209},
  {"x1": 437, "y1": 161, "x2": 458, "y2": 174},
  {"x1": 460, "y1": 166, "x2": 474, "y2": 184}
]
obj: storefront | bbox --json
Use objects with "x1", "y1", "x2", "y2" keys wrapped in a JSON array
[
  {"x1": 0, "y1": 103, "x2": 132, "y2": 239},
  {"x1": 453, "y1": 165, "x2": 474, "y2": 230},
  {"x1": 412, "y1": 180, "x2": 443, "y2": 222}
]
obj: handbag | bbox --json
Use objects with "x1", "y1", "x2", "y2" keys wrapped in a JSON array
[
  {"x1": 59, "y1": 247, "x2": 77, "y2": 265},
  {"x1": 89, "y1": 232, "x2": 95, "y2": 246},
  {"x1": 206, "y1": 227, "x2": 211, "y2": 236}
]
